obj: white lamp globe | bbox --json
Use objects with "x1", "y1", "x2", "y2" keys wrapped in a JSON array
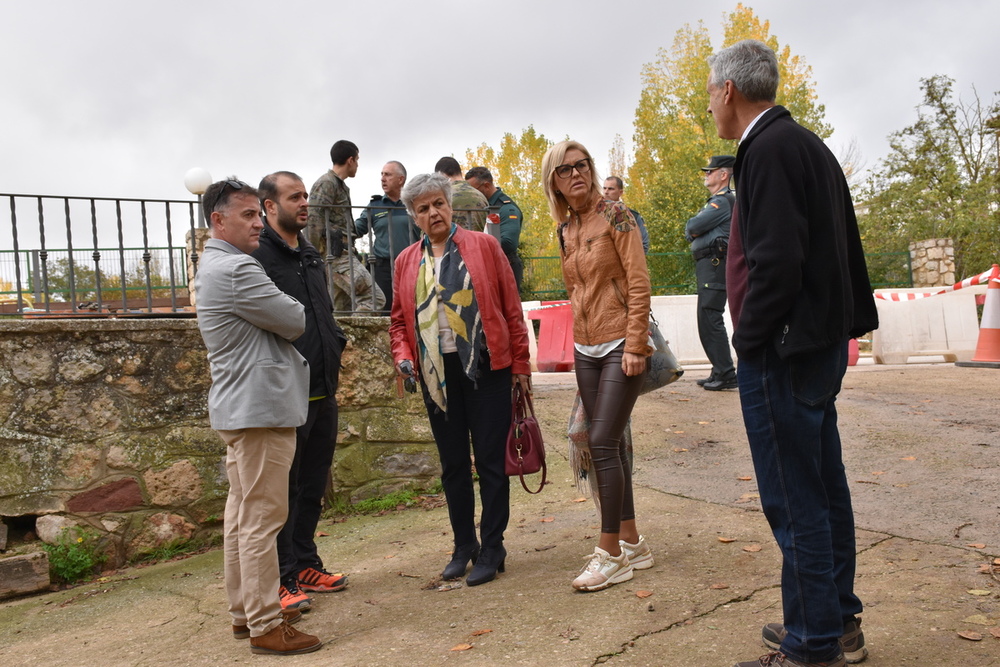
[{"x1": 184, "y1": 167, "x2": 213, "y2": 195}]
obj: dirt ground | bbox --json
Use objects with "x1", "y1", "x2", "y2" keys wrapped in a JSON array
[{"x1": 1, "y1": 362, "x2": 998, "y2": 666}]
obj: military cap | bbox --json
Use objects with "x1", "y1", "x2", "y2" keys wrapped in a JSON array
[{"x1": 701, "y1": 155, "x2": 736, "y2": 171}]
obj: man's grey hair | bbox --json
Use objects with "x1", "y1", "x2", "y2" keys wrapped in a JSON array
[
  {"x1": 386, "y1": 160, "x2": 407, "y2": 179},
  {"x1": 401, "y1": 173, "x2": 452, "y2": 217},
  {"x1": 708, "y1": 39, "x2": 779, "y2": 104},
  {"x1": 605, "y1": 176, "x2": 624, "y2": 189}
]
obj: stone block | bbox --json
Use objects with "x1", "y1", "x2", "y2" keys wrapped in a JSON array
[
  {"x1": 35, "y1": 514, "x2": 80, "y2": 544},
  {"x1": 363, "y1": 407, "x2": 434, "y2": 443},
  {"x1": 377, "y1": 449, "x2": 438, "y2": 478},
  {"x1": 144, "y1": 460, "x2": 203, "y2": 506},
  {"x1": 126, "y1": 512, "x2": 196, "y2": 559},
  {"x1": 7, "y1": 351, "x2": 55, "y2": 386},
  {"x1": 67, "y1": 478, "x2": 144, "y2": 513},
  {"x1": 58, "y1": 349, "x2": 105, "y2": 383},
  {"x1": 0, "y1": 552, "x2": 50, "y2": 600}
]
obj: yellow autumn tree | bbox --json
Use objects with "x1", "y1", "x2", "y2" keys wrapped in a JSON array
[
  {"x1": 628, "y1": 3, "x2": 831, "y2": 264},
  {"x1": 465, "y1": 125, "x2": 555, "y2": 257}
]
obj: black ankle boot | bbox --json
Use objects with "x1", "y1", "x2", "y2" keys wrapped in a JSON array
[
  {"x1": 441, "y1": 542, "x2": 480, "y2": 580},
  {"x1": 466, "y1": 545, "x2": 506, "y2": 586}
]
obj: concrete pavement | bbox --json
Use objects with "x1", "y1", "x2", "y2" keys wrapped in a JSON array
[{"x1": 1, "y1": 363, "x2": 998, "y2": 666}]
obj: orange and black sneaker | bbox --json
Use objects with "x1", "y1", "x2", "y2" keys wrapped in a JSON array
[
  {"x1": 278, "y1": 581, "x2": 312, "y2": 611},
  {"x1": 297, "y1": 567, "x2": 348, "y2": 593}
]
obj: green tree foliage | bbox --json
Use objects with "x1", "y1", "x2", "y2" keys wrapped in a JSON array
[
  {"x1": 465, "y1": 125, "x2": 555, "y2": 257},
  {"x1": 40, "y1": 256, "x2": 177, "y2": 303},
  {"x1": 858, "y1": 75, "x2": 1000, "y2": 279},
  {"x1": 628, "y1": 3, "x2": 831, "y2": 263}
]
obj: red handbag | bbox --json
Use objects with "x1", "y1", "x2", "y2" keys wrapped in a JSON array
[{"x1": 505, "y1": 383, "x2": 547, "y2": 494}]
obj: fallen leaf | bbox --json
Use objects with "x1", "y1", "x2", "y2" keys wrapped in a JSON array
[
  {"x1": 737, "y1": 476, "x2": 752, "y2": 481},
  {"x1": 636, "y1": 590, "x2": 653, "y2": 598},
  {"x1": 673, "y1": 431, "x2": 685, "y2": 434},
  {"x1": 958, "y1": 631, "x2": 983, "y2": 641},
  {"x1": 735, "y1": 492, "x2": 760, "y2": 503},
  {"x1": 967, "y1": 590, "x2": 992, "y2": 597},
  {"x1": 540, "y1": 517, "x2": 554, "y2": 523},
  {"x1": 384, "y1": 554, "x2": 395, "y2": 559},
  {"x1": 710, "y1": 583, "x2": 729, "y2": 590},
  {"x1": 572, "y1": 497, "x2": 587, "y2": 503},
  {"x1": 698, "y1": 421, "x2": 710, "y2": 425},
  {"x1": 718, "y1": 537, "x2": 737, "y2": 543},
  {"x1": 967, "y1": 543, "x2": 987, "y2": 549},
  {"x1": 437, "y1": 582, "x2": 463, "y2": 591},
  {"x1": 450, "y1": 643, "x2": 474, "y2": 651},
  {"x1": 677, "y1": 398, "x2": 691, "y2": 402},
  {"x1": 977, "y1": 564, "x2": 992, "y2": 573},
  {"x1": 534, "y1": 544, "x2": 556, "y2": 552},
  {"x1": 855, "y1": 480, "x2": 880, "y2": 485},
  {"x1": 900, "y1": 456, "x2": 916, "y2": 461},
  {"x1": 872, "y1": 471, "x2": 886, "y2": 476},
  {"x1": 673, "y1": 448, "x2": 688, "y2": 453},
  {"x1": 989, "y1": 627, "x2": 1000, "y2": 639},
  {"x1": 743, "y1": 544, "x2": 763, "y2": 553},
  {"x1": 995, "y1": 558, "x2": 1000, "y2": 565},
  {"x1": 963, "y1": 614, "x2": 993, "y2": 625},
  {"x1": 471, "y1": 629, "x2": 492, "y2": 636},
  {"x1": 315, "y1": 531, "x2": 330, "y2": 537}
]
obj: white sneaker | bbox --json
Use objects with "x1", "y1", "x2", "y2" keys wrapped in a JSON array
[
  {"x1": 620, "y1": 536, "x2": 654, "y2": 570},
  {"x1": 572, "y1": 547, "x2": 633, "y2": 591}
]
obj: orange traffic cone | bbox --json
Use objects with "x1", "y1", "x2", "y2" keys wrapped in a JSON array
[{"x1": 956, "y1": 263, "x2": 1000, "y2": 368}]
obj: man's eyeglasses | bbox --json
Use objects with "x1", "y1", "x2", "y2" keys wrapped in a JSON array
[
  {"x1": 554, "y1": 158, "x2": 591, "y2": 180},
  {"x1": 208, "y1": 179, "x2": 246, "y2": 213}
]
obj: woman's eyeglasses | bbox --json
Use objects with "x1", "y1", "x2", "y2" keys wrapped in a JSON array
[{"x1": 554, "y1": 158, "x2": 591, "y2": 180}]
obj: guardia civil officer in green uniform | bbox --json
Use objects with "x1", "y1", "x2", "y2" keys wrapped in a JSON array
[
  {"x1": 465, "y1": 167, "x2": 524, "y2": 290},
  {"x1": 685, "y1": 155, "x2": 736, "y2": 391},
  {"x1": 355, "y1": 161, "x2": 420, "y2": 314}
]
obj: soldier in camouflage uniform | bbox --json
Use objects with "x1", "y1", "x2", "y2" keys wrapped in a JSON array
[
  {"x1": 434, "y1": 156, "x2": 488, "y2": 232},
  {"x1": 465, "y1": 166, "x2": 524, "y2": 289},
  {"x1": 307, "y1": 140, "x2": 385, "y2": 312}
]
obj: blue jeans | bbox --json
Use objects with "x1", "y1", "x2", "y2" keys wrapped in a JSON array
[{"x1": 737, "y1": 339, "x2": 862, "y2": 663}]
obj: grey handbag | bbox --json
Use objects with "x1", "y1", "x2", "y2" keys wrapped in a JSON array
[{"x1": 641, "y1": 314, "x2": 683, "y2": 394}]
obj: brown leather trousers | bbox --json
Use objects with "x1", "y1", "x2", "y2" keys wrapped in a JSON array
[{"x1": 574, "y1": 343, "x2": 645, "y2": 534}]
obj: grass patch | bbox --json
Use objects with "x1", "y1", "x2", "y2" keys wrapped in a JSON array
[
  {"x1": 41, "y1": 526, "x2": 108, "y2": 584},
  {"x1": 326, "y1": 480, "x2": 444, "y2": 517}
]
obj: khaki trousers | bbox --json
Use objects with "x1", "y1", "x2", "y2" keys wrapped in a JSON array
[{"x1": 218, "y1": 427, "x2": 296, "y2": 637}]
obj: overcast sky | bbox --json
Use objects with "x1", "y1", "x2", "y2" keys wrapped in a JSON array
[{"x1": 1, "y1": 0, "x2": 997, "y2": 216}]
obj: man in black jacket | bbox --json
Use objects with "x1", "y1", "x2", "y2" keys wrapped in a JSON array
[
  {"x1": 708, "y1": 41, "x2": 878, "y2": 667},
  {"x1": 253, "y1": 171, "x2": 350, "y2": 613}
]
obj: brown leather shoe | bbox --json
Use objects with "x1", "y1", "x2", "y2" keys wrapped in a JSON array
[
  {"x1": 250, "y1": 620, "x2": 322, "y2": 655},
  {"x1": 232, "y1": 609, "x2": 302, "y2": 640}
]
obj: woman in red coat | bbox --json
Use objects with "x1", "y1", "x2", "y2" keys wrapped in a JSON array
[{"x1": 389, "y1": 173, "x2": 531, "y2": 587}]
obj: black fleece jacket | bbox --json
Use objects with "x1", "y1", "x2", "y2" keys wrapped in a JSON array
[
  {"x1": 728, "y1": 106, "x2": 878, "y2": 359},
  {"x1": 251, "y1": 222, "x2": 346, "y2": 397}
]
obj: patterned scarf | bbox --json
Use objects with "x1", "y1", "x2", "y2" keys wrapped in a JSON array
[{"x1": 415, "y1": 225, "x2": 484, "y2": 413}]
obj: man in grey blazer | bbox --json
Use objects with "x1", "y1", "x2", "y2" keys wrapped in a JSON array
[{"x1": 194, "y1": 178, "x2": 322, "y2": 656}]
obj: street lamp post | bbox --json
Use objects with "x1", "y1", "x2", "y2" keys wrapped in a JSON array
[{"x1": 184, "y1": 167, "x2": 213, "y2": 228}]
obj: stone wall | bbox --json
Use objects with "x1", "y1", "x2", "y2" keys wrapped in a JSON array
[
  {"x1": 0, "y1": 318, "x2": 435, "y2": 568},
  {"x1": 909, "y1": 238, "x2": 957, "y2": 287}
]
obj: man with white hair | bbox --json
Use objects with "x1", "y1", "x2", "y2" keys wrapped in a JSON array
[{"x1": 707, "y1": 40, "x2": 878, "y2": 667}]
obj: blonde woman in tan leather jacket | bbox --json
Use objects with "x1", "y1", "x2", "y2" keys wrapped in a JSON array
[{"x1": 542, "y1": 140, "x2": 654, "y2": 592}]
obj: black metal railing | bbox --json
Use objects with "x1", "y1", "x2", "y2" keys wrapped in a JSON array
[
  {"x1": 1, "y1": 191, "x2": 913, "y2": 317},
  {"x1": 1, "y1": 193, "x2": 200, "y2": 316}
]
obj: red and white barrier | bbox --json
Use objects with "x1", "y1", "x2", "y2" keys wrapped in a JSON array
[{"x1": 875, "y1": 267, "x2": 995, "y2": 301}]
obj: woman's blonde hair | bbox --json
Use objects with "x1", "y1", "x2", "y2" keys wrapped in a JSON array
[{"x1": 541, "y1": 140, "x2": 603, "y2": 223}]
